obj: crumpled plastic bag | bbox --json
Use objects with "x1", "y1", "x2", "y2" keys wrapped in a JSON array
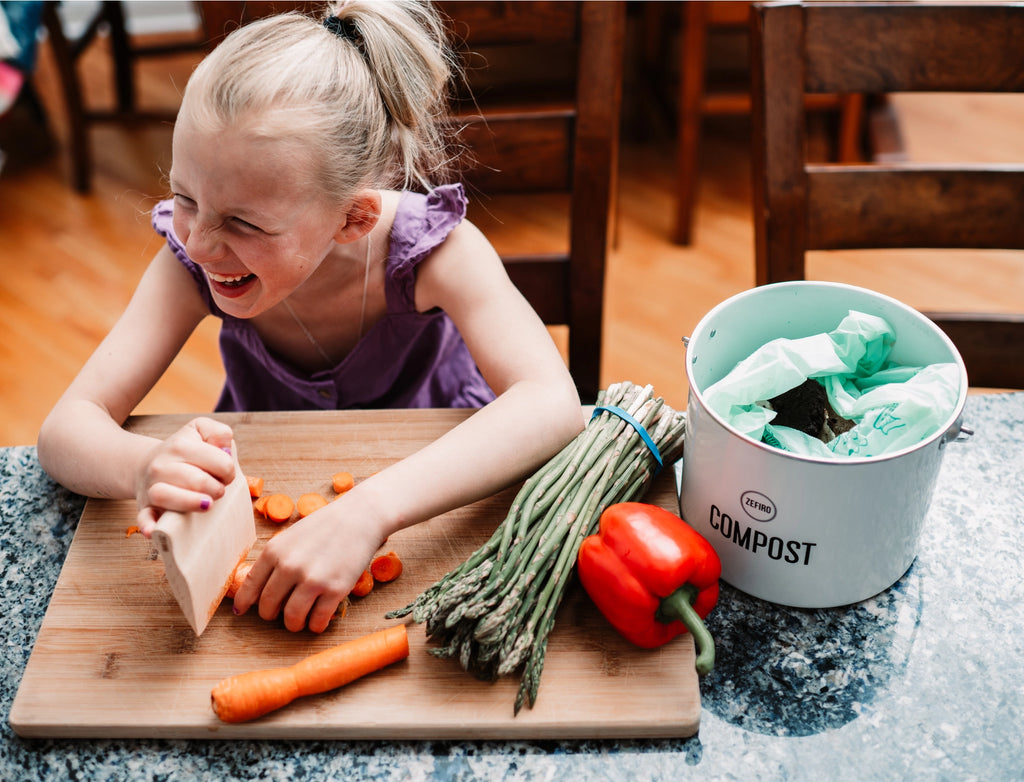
[{"x1": 702, "y1": 310, "x2": 961, "y2": 458}]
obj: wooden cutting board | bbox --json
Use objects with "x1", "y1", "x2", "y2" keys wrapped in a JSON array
[{"x1": 10, "y1": 409, "x2": 701, "y2": 740}]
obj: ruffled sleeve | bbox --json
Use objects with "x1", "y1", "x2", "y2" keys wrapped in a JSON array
[{"x1": 387, "y1": 184, "x2": 468, "y2": 311}]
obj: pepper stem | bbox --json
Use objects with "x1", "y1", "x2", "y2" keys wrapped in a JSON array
[{"x1": 656, "y1": 584, "x2": 715, "y2": 676}]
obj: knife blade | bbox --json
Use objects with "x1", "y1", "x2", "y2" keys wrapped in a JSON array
[{"x1": 151, "y1": 444, "x2": 256, "y2": 636}]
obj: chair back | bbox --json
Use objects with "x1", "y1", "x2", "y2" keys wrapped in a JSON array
[
  {"x1": 751, "y1": 1, "x2": 1024, "y2": 388},
  {"x1": 439, "y1": 1, "x2": 625, "y2": 402}
]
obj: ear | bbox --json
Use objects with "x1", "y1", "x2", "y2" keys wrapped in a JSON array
[{"x1": 333, "y1": 190, "x2": 382, "y2": 244}]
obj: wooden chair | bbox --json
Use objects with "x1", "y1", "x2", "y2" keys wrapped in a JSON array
[
  {"x1": 750, "y1": 1, "x2": 1024, "y2": 389},
  {"x1": 667, "y1": 1, "x2": 869, "y2": 245},
  {"x1": 437, "y1": 1, "x2": 625, "y2": 402},
  {"x1": 40, "y1": 1, "x2": 207, "y2": 192}
]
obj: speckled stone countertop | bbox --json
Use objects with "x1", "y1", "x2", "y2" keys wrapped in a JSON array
[{"x1": 3, "y1": 393, "x2": 1022, "y2": 781}]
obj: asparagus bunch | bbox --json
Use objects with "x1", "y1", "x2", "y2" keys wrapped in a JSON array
[{"x1": 387, "y1": 382, "x2": 687, "y2": 713}]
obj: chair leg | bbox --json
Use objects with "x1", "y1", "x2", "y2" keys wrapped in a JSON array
[
  {"x1": 103, "y1": 1, "x2": 136, "y2": 113},
  {"x1": 835, "y1": 93, "x2": 865, "y2": 162},
  {"x1": 41, "y1": 3, "x2": 92, "y2": 192},
  {"x1": 674, "y1": 2, "x2": 708, "y2": 245}
]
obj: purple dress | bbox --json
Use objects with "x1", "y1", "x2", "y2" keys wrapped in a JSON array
[{"x1": 151, "y1": 184, "x2": 495, "y2": 412}]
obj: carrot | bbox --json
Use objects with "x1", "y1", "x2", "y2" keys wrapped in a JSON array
[
  {"x1": 225, "y1": 561, "x2": 253, "y2": 600},
  {"x1": 246, "y1": 475, "x2": 264, "y2": 499},
  {"x1": 350, "y1": 569, "x2": 374, "y2": 597},
  {"x1": 332, "y1": 471, "x2": 355, "y2": 494},
  {"x1": 253, "y1": 495, "x2": 270, "y2": 516},
  {"x1": 210, "y1": 624, "x2": 409, "y2": 723},
  {"x1": 370, "y1": 551, "x2": 403, "y2": 583},
  {"x1": 297, "y1": 492, "x2": 328, "y2": 518},
  {"x1": 125, "y1": 525, "x2": 140, "y2": 538},
  {"x1": 265, "y1": 493, "x2": 295, "y2": 524}
]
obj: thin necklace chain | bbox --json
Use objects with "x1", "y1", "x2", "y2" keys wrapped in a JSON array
[{"x1": 282, "y1": 233, "x2": 372, "y2": 367}]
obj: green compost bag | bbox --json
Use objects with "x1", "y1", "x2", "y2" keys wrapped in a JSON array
[{"x1": 702, "y1": 310, "x2": 961, "y2": 459}]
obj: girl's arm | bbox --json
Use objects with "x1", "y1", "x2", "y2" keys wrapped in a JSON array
[
  {"x1": 237, "y1": 218, "x2": 585, "y2": 633},
  {"x1": 37, "y1": 247, "x2": 235, "y2": 526}
]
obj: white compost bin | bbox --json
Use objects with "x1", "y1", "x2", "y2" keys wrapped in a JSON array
[{"x1": 681, "y1": 282, "x2": 969, "y2": 607}]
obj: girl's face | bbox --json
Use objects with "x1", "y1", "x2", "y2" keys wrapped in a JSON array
[{"x1": 169, "y1": 116, "x2": 345, "y2": 319}]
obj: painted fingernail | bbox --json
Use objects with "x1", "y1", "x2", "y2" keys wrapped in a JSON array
[
  {"x1": 221, "y1": 446, "x2": 232, "y2": 455},
  {"x1": 200, "y1": 497, "x2": 211, "y2": 511},
  {"x1": 232, "y1": 605, "x2": 242, "y2": 615}
]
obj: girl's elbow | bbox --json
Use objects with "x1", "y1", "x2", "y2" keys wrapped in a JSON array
[{"x1": 36, "y1": 412, "x2": 61, "y2": 479}]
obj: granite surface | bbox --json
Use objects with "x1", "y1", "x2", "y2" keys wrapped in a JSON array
[{"x1": 2, "y1": 393, "x2": 1022, "y2": 780}]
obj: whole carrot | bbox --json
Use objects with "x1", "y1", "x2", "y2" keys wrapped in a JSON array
[{"x1": 210, "y1": 624, "x2": 409, "y2": 723}]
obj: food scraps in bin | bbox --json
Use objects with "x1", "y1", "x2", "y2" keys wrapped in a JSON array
[{"x1": 766, "y1": 378, "x2": 855, "y2": 443}]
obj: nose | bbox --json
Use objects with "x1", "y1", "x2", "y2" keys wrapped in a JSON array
[{"x1": 182, "y1": 214, "x2": 226, "y2": 263}]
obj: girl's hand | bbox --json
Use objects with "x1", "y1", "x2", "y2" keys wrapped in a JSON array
[
  {"x1": 233, "y1": 497, "x2": 386, "y2": 633},
  {"x1": 135, "y1": 417, "x2": 236, "y2": 536}
]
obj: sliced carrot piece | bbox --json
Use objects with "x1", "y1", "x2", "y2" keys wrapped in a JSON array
[
  {"x1": 246, "y1": 475, "x2": 264, "y2": 499},
  {"x1": 297, "y1": 492, "x2": 328, "y2": 518},
  {"x1": 125, "y1": 525, "x2": 140, "y2": 538},
  {"x1": 370, "y1": 551, "x2": 403, "y2": 583},
  {"x1": 265, "y1": 493, "x2": 295, "y2": 524},
  {"x1": 350, "y1": 569, "x2": 374, "y2": 597},
  {"x1": 253, "y1": 495, "x2": 270, "y2": 516},
  {"x1": 332, "y1": 471, "x2": 355, "y2": 495},
  {"x1": 225, "y1": 561, "x2": 253, "y2": 599}
]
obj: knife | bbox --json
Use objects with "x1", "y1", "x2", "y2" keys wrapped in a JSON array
[{"x1": 151, "y1": 444, "x2": 257, "y2": 636}]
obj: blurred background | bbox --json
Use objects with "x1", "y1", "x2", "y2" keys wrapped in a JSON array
[{"x1": 2, "y1": 0, "x2": 1022, "y2": 446}]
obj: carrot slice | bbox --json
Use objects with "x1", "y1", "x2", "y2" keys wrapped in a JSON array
[
  {"x1": 211, "y1": 624, "x2": 409, "y2": 723},
  {"x1": 370, "y1": 551, "x2": 403, "y2": 583},
  {"x1": 125, "y1": 525, "x2": 140, "y2": 538},
  {"x1": 253, "y1": 495, "x2": 270, "y2": 516},
  {"x1": 225, "y1": 562, "x2": 253, "y2": 599},
  {"x1": 297, "y1": 492, "x2": 328, "y2": 518},
  {"x1": 246, "y1": 475, "x2": 264, "y2": 499},
  {"x1": 265, "y1": 494, "x2": 295, "y2": 524},
  {"x1": 350, "y1": 569, "x2": 374, "y2": 597},
  {"x1": 332, "y1": 471, "x2": 355, "y2": 494}
]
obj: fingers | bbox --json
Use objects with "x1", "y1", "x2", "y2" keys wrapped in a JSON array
[
  {"x1": 232, "y1": 536, "x2": 349, "y2": 633},
  {"x1": 191, "y1": 417, "x2": 235, "y2": 465},
  {"x1": 139, "y1": 419, "x2": 236, "y2": 517},
  {"x1": 187, "y1": 417, "x2": 236, "y2": 484},
  {"x1": 136, "y1": 505, "x2": 161, "y2": 538}
]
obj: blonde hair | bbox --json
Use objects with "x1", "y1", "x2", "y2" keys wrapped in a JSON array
[{"x1": 178, "y1": 1, "x2": 457, "y2": 203}]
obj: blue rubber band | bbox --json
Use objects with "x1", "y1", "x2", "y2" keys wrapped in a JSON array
[{"x1": 591, "y1": 405, "x2": 664, "y2": 473}]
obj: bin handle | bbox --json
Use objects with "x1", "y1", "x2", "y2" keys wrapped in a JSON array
[{"x1": 941, "y1": 421, "x2": 973, "y2": 449}]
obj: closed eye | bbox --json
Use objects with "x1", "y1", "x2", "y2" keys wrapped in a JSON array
[
  {"x1": 231, "y1": 216, "x2": 264, "y2": 233},
  {"x1": 172, "y1": 194, "x2": 265, "y2": 234}
]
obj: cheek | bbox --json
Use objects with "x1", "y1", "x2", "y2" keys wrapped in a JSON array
[{"x1": 171, "y1": 211, "x2": 191, "y2": 246}]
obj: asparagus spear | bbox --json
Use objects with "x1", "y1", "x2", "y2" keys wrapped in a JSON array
[{"x1": 387, "y1": 382, "x2": 687, "y2": 713}]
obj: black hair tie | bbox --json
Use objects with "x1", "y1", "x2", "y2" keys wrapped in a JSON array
[{"x1": 323, "y1": 15, "x2": 362, "y2": 46}]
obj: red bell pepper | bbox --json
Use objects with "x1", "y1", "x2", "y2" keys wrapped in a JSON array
[{"x1": 577, "y1": 502, "x2": 721, "y2": 675}]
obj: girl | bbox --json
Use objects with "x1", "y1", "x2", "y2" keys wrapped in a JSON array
[{"x1": 37, "y1": 1, "x2": 583, "y2": 634}]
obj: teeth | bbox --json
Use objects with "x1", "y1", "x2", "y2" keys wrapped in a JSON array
[{"x1": 208, "y1": 271, "x2": 251, "y2": 283}]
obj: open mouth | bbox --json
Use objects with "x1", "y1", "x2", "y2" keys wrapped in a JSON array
[{"x1": 207, "y1": 271, "x2": 256, "y2": 289}]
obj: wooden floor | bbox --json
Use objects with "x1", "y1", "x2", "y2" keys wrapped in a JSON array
[{"x1": 2, "y1": 31, "x2": 1023, "y2": 447}]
